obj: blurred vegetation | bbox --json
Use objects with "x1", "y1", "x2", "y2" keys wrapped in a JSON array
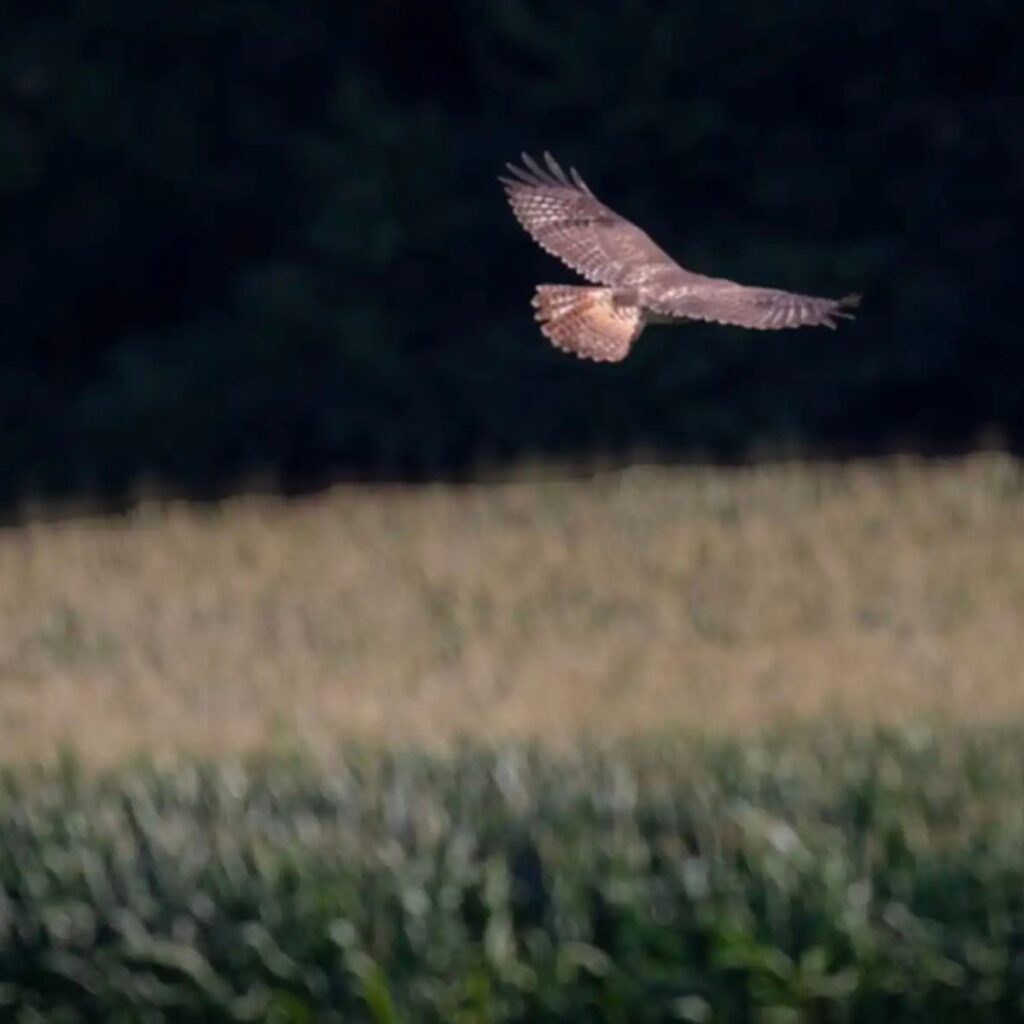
[
  {"x1": 3, "y1": 455, "x2": 1023, "y2": 763},
  {"x1": 3, "y1": 728, "x2": 1024, "y2": 1020},
  {"x1": 1, "y1": 0, "x2": 1021, "y2": 504}
]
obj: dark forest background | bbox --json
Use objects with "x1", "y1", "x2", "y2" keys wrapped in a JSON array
[{"x1": 1, "y1": 0, "x2": 1020, "y2": 507}]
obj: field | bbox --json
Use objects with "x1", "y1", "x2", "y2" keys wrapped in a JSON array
[
  {"x1": 1, "y1": 454, "x2": 1023, "y2": 765},
  {"x1": 6, "y1": 729, "x2": 1024, "y2": 1021},
  {"x1": 4, "y1": 454, "x2": 1024, "y2": 1019}
]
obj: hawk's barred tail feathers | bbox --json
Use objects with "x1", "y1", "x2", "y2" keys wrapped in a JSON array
[{"x1": 532, "y1": 285, "x2": 644, "y2": 363}]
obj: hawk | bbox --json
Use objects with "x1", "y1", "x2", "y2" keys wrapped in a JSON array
[{"x1": 501, "y1": 152, "x2": 860, "y2": 363}]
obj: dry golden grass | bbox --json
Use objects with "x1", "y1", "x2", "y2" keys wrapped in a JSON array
[{"x1": 1, "y1": 453, "x2": 1023, "y2": 765}]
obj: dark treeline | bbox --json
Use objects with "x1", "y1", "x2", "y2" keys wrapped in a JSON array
[{"x1": 1, "y1": 0, "x2": 1020, "y2": 505}]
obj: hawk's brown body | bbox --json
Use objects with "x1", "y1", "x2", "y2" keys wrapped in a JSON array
[{"x1": 501, "y1": 152, "x2": 859, "y2": 362}]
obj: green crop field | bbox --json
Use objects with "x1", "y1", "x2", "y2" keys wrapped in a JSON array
[
  {"x1": 2, "y1": 454, "x2": 1024, "y2": 1020},
  {"x1": 5, "y1": 729, "x2": 1024, "y2": 1021}
]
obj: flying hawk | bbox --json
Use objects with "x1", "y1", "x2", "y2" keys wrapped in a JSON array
[{"x1": 501, "y1": 152, "x2": 859, "y2": 363}]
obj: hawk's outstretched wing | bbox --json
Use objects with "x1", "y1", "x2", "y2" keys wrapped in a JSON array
[
  {"x1": 500, "y1": 152, "x2": 698, "y2": 289},
  {"x1": 648, "y1": 279, "x2": 861, "y2": 331}
]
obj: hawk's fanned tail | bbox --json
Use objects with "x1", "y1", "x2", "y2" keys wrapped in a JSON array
[{"x1": 532, "y1": 285, "x2": 644, "y2": 363}]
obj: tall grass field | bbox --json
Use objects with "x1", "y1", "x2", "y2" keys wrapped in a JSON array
[
  {"x1": 2, "y1": 454, "x2": 1024, "y2": 1020},
  {"x1": 2, "y1": 454, "x2": 1023, "y2": 763}
]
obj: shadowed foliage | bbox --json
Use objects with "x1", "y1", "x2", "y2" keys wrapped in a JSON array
[{"x1": 1, "y1": 0, "x2": 1020, "y2": 504}]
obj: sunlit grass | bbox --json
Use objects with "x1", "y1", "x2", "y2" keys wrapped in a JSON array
[{"x1": 1, "y1": 453, "x2": 1022, "y2": 764}]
